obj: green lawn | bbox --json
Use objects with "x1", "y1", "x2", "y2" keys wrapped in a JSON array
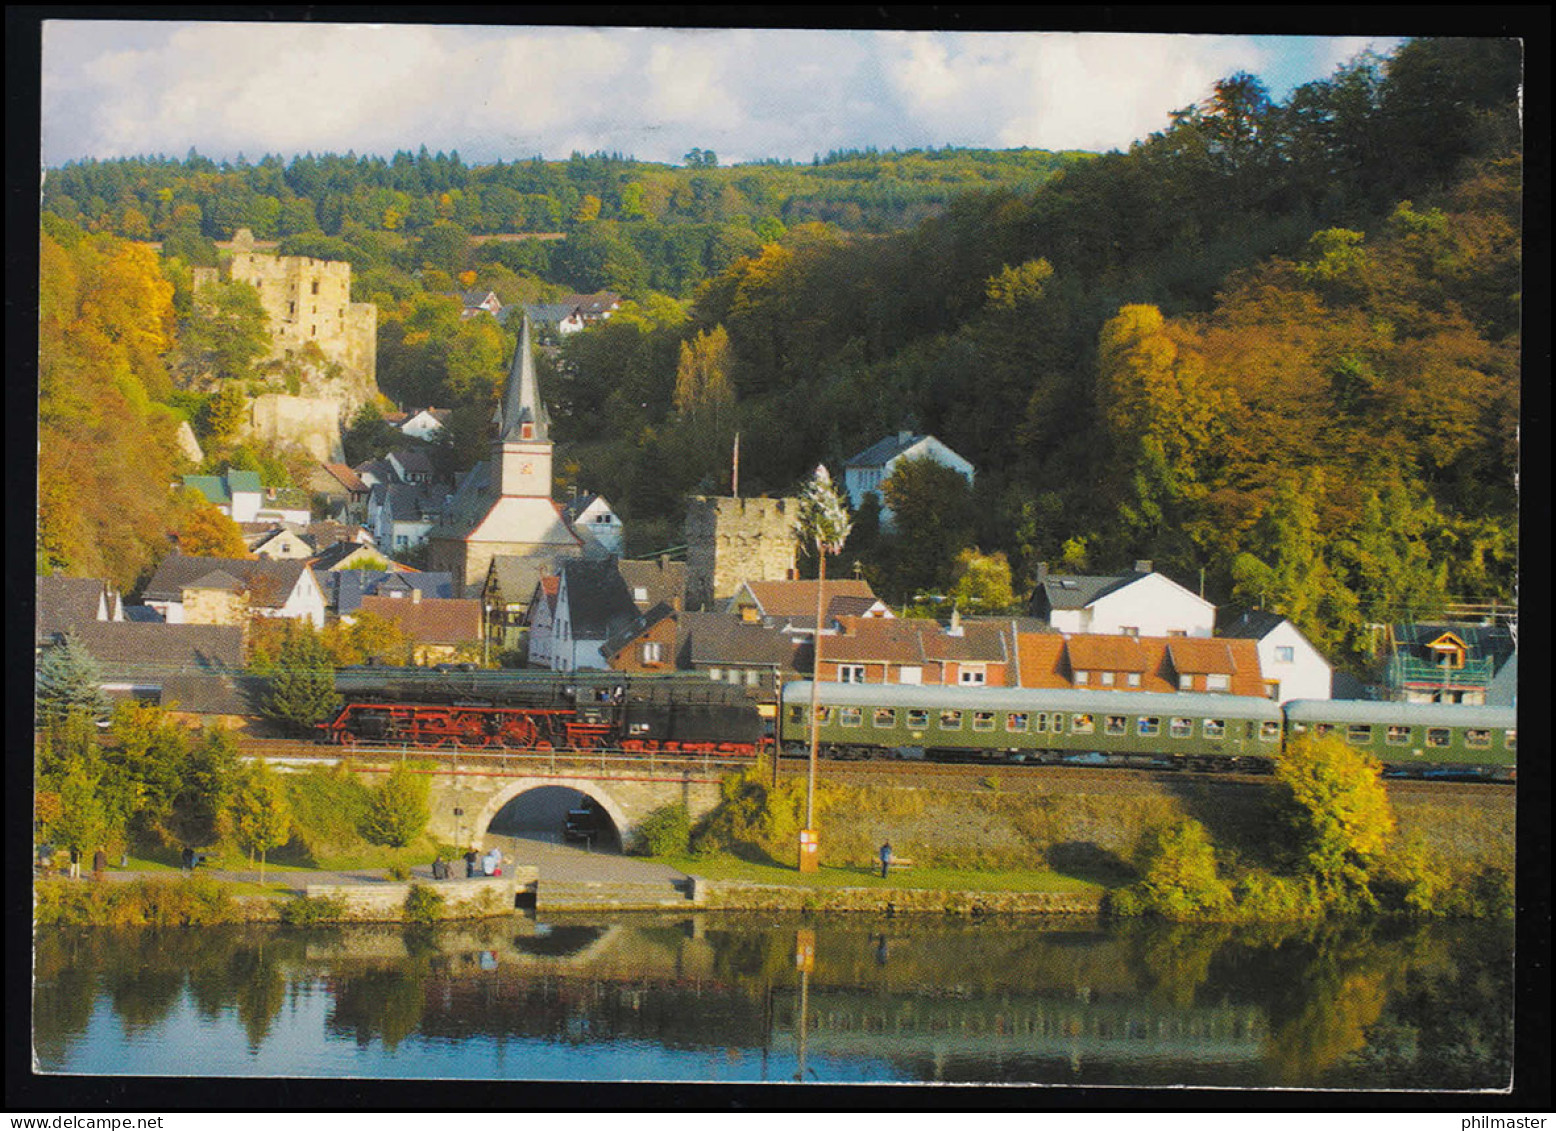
[{"x1": 663, "y1": 854, "x2": 1105, "y2": 894}]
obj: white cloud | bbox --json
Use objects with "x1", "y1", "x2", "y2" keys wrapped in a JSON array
[{"x1": 39, "y1": 21, "x2": 1406, "y2": 167}]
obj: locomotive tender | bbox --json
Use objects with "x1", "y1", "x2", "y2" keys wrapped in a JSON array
[{"x1": 318, "y1": 667, "x2": 1515, "y2": 780}]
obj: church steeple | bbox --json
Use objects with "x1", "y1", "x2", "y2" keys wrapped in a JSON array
[
  {"x1": 492, "y1": 316, "x2": 553, "y2": 499},
  {"x1": 500, "y1": 316, "x2": 549, "y2": 443}
]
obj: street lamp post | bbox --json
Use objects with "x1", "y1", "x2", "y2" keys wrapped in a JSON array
[{"x1": 794, "y1": 465, "x2": 851, "y2": 873}]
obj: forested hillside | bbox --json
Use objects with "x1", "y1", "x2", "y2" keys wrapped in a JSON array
[
  {"x1": 38, "y1": 36, "x2": 1521, "y2": 673},
  {"x1": 551, "y1": 37, "x2": 1522, "y2": 668}
]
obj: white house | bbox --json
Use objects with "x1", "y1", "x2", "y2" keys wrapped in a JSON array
[
  {"x1": 565, "y1": 494, "x2": 625, "y2": 557},
  {"x1": 1219, "y1": 609, "x2": 1334, "y2": 702},
  {"x1": 399, "y1": 408, "x2": 450, "y2": 443},
  {"x1": 546, "y1": 558, "x2": 641, "y2": 672},
  {"x1": 140, "y1": 555, "x2": 327, "y2": 629},
  {"x1": 842, "y1": 432, "x2": 975, "y2": 529},
  {"x1": 1031, "y1": 562, "x2": 1215, "y2": 639},
  {"x1": 524, "y1": 575, "x2": 561, "y2": 669}
]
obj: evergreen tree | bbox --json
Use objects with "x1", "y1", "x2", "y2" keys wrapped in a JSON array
[
  {"x1": 263, "y1": 624, "x2": 340, "y2": 736},
  {"x1": 35, "y1": 632, "x2": 109, "y2": 725}
]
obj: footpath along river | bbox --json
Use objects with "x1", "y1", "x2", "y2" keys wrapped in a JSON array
[{"x1": 33, "y1": 911, "x2": 1511, "y2": 1088}]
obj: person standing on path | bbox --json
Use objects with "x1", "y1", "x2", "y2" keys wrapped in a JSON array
[
  {"x1": 879, "y1": 841, "x2": 893, "y2": 879},
  {"x1": 465, "y1": 848, "x2": 478, "y2": 878}
]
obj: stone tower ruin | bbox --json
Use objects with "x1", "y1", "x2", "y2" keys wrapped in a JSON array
[{"x1": 683, "y1": 496, "x2": 800, "y2": 611}]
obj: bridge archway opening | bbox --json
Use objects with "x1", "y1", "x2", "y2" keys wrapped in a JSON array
[{"x1": 485, "y1": 785, "x2": 623, "y2": 853}]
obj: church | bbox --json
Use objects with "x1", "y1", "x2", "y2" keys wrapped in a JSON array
[{"x1": 427, "y1": 318, "x2": 586, "y2": 596}]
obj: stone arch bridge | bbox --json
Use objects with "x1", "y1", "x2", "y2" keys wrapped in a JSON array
[{"x1": 388, "y1": 760, "x2": 735, "y2": 849}]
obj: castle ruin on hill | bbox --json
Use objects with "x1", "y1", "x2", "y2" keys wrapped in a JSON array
[{"x1": 193, "y1": 229, "x2": 379, "y2": 462}]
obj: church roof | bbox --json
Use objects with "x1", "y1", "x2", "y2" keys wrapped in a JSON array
[{"x1": 499, "y1": 316, "x2": 550, "y2": 443}]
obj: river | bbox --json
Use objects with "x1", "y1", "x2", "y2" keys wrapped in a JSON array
[{"x1": 32, "y1": 914, "x2": 1512, "y2": 1089}]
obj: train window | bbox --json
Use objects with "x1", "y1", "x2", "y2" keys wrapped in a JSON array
[
  {"x1": 1170, "y1": 717, "x2": 1193, "y2": 738},
  {"x1": 939, "y1": 710, "x2": 963, "y2": 730},
  {"x1": 1505, "y1": 729, "x2": 1517, "y2": 750},
  {"x1": 973, "y1": 711, "x2": 996, "y2": 732},
  {"x1": 1386, "y1": 725, "x2": 1412, "y2": 745},
  {"x1": 788, "y1": 706, "x2": 805, "y2": 725},
  {"x1": 874, "y1": 708, "x2": 896, "y2": 728},
  {"x1": 1204, "y1": 719, "x2": 1226, "y2": 739},
  {"x1": 1261, "y1": 720, "x2": 1281, "y2": 741},
  {"x1": 1105, "y1": 715, "x2": 1126, "y2": 735},
  {"x1": 1138, "y1": 716, "x2": 1160, "y2": 737},
  {"x1": 839, "y1": 707, "x2": 863, "y2": 727},
  {"x1": 1006, "y1": 712, "x2": 1029, "y2": 733},
  {"x1": 1071, "y1": 714, "x2": 1095, "y2": 735},
  {"x1": 1426, "y1": 728, "x2": 1450, "y2": 747},
  {"x1": 1314, "y1": 723, "x2": 1335, "y2": 738},
  {"x1": 1034, "y1": 712, "x2": 1048, "y2": 733},
  {"x1": 815, "y1": 706, "x2": 832, "y2": 725},
  {"x1": 1466, "y1": 728, "x2": 1491, "y2": 748},
  {"x1": 1347, "y1": 724, "x2": 1373, "y2": 744},
  {"x1": 906, "y1": 709, "x2": 929, "y2": 729}
]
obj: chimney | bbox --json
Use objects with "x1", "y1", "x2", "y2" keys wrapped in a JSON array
[
  {"x1": 898, "y1": 430, "x2": 913, "y2": 445},
  {"x1": 1134, "y1": 560, "x2": 1153, "y2": 574},
  {"x1": 1035, "y1": 562, "x2": 1049, "y2": 583},
  {"x1": 412, "y1": 588, "x2": 422, "y2": 604},
  {"x1": 948, "y1": 608, "x2": 963, "y2": 637}
]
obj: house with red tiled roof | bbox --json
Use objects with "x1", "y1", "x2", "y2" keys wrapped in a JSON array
[
  {"x1": 1012, "y1": 632, "x2": 1266, "y2": 697},
  {"x1": 727, "y1": 578, "x2": 891, "y2": 635},
  {"x1": 816, "y1": 614, "x2": 1013, "y2": 687}
]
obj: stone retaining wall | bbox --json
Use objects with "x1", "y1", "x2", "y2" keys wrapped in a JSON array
[
  {"x1": 691, "y1": 880, "x2": 1102, "y2": 916},
  {"x1": 304, "y1": 869, "x2": 538, "y2": 921}
]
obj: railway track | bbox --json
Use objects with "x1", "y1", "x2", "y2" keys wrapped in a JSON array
[{"x1": 237, "y1": 736, "x2": 1510, "y2": 800}]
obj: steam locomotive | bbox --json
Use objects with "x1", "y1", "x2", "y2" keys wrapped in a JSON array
[{"x1": 319, "y1": 667, "x2": 766, "y2": 755}]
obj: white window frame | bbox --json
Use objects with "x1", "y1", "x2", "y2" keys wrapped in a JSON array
[
  {"x1": 839, "y1": 664, "x2": 866, "y2": 684},
  {"x1": 959, "y1": 667, "x2": 986, "y2": 686}
]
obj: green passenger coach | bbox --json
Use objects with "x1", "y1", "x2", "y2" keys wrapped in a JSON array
[
  {"x1": 1283, "y1": 699, "x2": 1516, "y2": 780},
  {"x1": 781, "y1": 682, "x2": 1286, "y2": 771}
]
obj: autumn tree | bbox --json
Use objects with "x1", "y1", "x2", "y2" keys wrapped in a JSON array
[
  {"x1": 172, "y1": 489, "x2": 252, "y2": 558},
  {"x1": 361, "y1": 764, "x2": 430, "y2": 848},
  {"x1": 949, "y1": 549, "x2": 1017, "y2": 613},
  {"x1": 230, "y1": 759, "x2": 291, "y2": 883},
  {"x1": 38, "y1": 224, "x2": 183, "y2": 587},
  {"x1": 1275, "y1": 734, "x2": 1396, "y2": 909}
]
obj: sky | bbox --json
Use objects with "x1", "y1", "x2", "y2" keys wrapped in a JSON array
[{"x1": 39, "y1": 19, "x2": 1409, "y2": 169}]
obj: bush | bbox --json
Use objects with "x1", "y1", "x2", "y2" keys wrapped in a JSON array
[
  {"x1": 1232, "y1": 871, "x2": 1324, "y2": 920},
  {"x1": 634, "y1": 803, "x2": 692, "y2": 857},
  {"x1": 404, "y1": 883, "x2": 444, "y2": 925},
  {"x1": 1123, "y1": 819, "x2": 1233, "y2": 919},
  {"x1": 279, "y1": 893, "x2": 348, "y2": 926}
]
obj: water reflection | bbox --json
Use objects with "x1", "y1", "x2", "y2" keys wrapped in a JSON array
[{"x1": 32, "y1": 916, "x2": 1512, "y2": 1088}]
